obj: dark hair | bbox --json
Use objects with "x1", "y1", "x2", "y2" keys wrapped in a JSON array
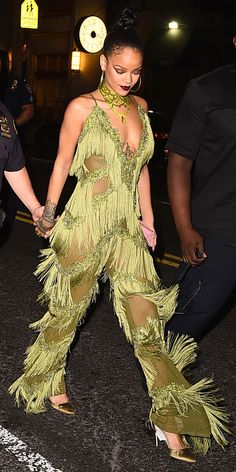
[{"x1": 103, "y1": 8, "x2": 143, "y2": 57}]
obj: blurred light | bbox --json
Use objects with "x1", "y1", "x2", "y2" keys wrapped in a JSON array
[
  {"x1": 169, "y1": 21, "x2": 179, "y2": 30},
  {"x1": 71, "y1": 49, "x2": 81, "y2": 71},
  {"x1": 8, "y1": 50, "x2": 12, "y2": 72}
]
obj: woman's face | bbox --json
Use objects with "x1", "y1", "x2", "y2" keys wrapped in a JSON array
[{"x1": 101, "y1": 47, "x2": 143, "y2": 96}]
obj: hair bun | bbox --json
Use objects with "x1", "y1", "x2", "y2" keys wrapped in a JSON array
[{"x1": 113, "y1": 8, "x2": 138, "y2": 31}]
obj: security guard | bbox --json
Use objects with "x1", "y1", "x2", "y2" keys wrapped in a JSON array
[
  {"x1": 0, "y1": 50, "x2": 34, "y2": 128},
  {"x1": 0, "y1": 49, "x2": 34, "y2": 238},
  {"x1": 4, "y1": 75, "x2": 34, "y2": 129},
  {"x1": 0, "y1": 100, "x2": 42, "y2": 232}
]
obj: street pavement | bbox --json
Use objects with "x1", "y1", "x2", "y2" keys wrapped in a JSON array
[{"x1": 0, "y1": 159, "x2": 235, "y2": 471}]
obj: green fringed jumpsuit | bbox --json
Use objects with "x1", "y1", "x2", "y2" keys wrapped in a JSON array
[{"x1": 9, "y1": 99, "x2": 229, "y2": 454}]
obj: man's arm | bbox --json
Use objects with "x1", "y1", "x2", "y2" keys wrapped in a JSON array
[
  {"x1": 167, "y1": 152, "x2": 207, "y2": 265},
  {"x1": 14, "y1": 104, "x2": 34, "y2": 126},
  {"x1": 4, "y1": 166, "x2": 42, "y2": 218}
]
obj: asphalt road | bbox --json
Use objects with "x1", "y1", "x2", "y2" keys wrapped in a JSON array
[{"x1": 0, "y1": 160, "x2": 235, "y2": 472}]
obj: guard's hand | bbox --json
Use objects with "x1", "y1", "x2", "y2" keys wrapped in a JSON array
[
  {"x1": 32, "y1": 205, "x2": 44, "y2": 222},
  {"x1": 180, "y1": 229, "x2": 207, "y2": 266}
]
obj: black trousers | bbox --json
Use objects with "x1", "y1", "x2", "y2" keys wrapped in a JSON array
[{"x1": 166, "y1": 237, "x2": 236, "y2": 340}]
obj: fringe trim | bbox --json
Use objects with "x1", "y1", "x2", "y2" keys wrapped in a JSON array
[
  {"x1": 164, "y1": 331, "x2": 198, "y2": 372},
  {"x1": 150, "y1": 378, "x2": 230, "y2": 454},
  {"x1": 9, "y1": 283, "x2": 100, "y2": 414}
]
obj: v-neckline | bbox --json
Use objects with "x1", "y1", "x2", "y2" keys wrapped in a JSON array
[
  {"x1": 97, "y1": 104, "x2": 145, "y2": 159},
  {"x1": 80, "y1": 103, "x2": 146, "y2": 160}
]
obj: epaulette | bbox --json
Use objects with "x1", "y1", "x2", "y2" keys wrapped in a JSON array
[
  {"x1": 0, "y1": 111, "x2": 11, "y2": 138},
  {"x1": 9, "y1": 79, "x2": 19, "y2": 90}
]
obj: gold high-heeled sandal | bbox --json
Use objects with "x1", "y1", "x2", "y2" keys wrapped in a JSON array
[
  {"x1": 50, "y1": 400, "x2": 75, "y2": 415},
  {"x1": 155, "y1": 425, "x2": 196, "y2": 464}
]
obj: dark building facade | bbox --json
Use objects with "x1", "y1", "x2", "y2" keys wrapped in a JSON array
[{"x1": 1, "y1": 0, "x2": 235, "y2": 156}]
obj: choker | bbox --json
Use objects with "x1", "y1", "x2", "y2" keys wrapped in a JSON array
[{"x1": 99, "y1": 80, "x2": 130, "y2": 123}]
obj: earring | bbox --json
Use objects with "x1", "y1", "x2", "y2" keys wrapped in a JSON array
[
  {"x1": 131, "y1": 76, "x2": 142, "y2": 93},
  {"x1": 99, "y1": 71, "x2": 105, "y2": 86}
]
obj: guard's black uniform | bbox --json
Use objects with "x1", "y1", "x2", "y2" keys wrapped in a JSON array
[
  {"x1": 0, "y1": 101, "x2": 25, "y2": 228},
  {"x1": 4, "y1": 75, "x2": 34, "y2": 120},
  {"x1": 0, "y1": 76, "x2": 32, "y2": 233}
]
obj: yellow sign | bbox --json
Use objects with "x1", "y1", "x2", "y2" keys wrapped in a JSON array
[{"x1": 21, "y1": 0, "x2": 38, "y2": 29}]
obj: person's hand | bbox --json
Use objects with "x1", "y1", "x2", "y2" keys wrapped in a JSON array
[
  {"x1": 32, "y1": 205, "x2": 44, "y2": 222},
  {"x1": 140, "y1": 221, "x2": 157, "y2": 252},
  {"x1": 180, "y1": 228, "x2": 207, "y2": 266},
  {"x1": 34, "y1": 217, "x2": 55, "y2": 239},
  {"x1": 35, "y1": 215, "x2": 60, "y2": 239}
]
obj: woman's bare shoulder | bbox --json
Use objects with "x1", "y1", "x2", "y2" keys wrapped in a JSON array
[
  {"x1": 67, "y1": 94, "x2": 97, "y2": 113},
  {"x1": 132, "y1": 95, "x2": 148, "y2": 113},
  {"x1": 63, "y1": 93, "x2": 98, "y2": 125}
]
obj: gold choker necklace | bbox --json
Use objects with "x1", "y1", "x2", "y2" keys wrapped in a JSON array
[{"x1": 99, "y1": 80, "x2": 130, "y2": 123}]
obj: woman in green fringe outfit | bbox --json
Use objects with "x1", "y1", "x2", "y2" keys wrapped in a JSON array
[{"x1": 9, "y1": 8, "x2": 230, "y2": 464}]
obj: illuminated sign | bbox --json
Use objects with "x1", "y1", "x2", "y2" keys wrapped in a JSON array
[{"x1": 21, "y1": 0, "x2": 38, "y2": 29}]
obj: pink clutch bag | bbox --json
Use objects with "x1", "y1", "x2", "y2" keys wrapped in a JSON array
[{"x1": 139, "y1": 221, "x2": 157, "y2": 251}]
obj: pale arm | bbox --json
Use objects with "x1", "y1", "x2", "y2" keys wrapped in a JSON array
[
  {"x1": 15, "y1": 104, "x2": 34, "y2": 126},
  {"x1": 4, "y1": 166, "x2": 41, "y2": 216},
  {"x1": 138, "y1": 164, "x2": 154, "y2": 228}
]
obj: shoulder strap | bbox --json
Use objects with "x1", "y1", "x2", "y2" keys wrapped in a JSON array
[{"x1": 90, "y1": 93, "x2": 98, "y2": 106}]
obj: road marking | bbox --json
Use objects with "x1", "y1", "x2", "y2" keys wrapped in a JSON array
[
  {"x1": 156, "y1": 257, "x2": 179, "y2": 268},
  {"x1": 17, "y1": 210, "x2": 32, "y2": 218},
  {"x1": 164, "y1": 252, "x2": 182, "y2": 262},
  {"x1": 16, "y1": 215, "x2": 34, "y2": 225},
  {"x1": 15, "y1": 211, "x2": 182, "y2": 268},
  {"x1": 0, "y1": 425, "x2": 62, "y2": 472}
]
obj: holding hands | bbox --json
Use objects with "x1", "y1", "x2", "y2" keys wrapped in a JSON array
[{"x1": 33, "y1": 199, "x2": 57, "y2": 239}]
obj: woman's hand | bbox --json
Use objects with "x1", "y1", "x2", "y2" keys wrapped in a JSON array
[
  {"x1": 35, "y1": 217, "x2": 56, "y2": 238},
  {"x1": 140, "y1": 221, "x2": 157, "y2": 251},
  {"x1": 34, "y1": 199, "x2": 58, "y2": 238}
]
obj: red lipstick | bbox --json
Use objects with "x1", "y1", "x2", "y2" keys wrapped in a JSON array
[{"x1": 120, "y1": 86, "x2": 130, "y2": 91}]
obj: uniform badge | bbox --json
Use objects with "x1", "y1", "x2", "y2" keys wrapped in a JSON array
[
  {"x1": 10, "y1": 79, "x2": 18, "y2": 90},
  {"x1": 0, "y1": 112, "x2": 11, "y2": 138}
]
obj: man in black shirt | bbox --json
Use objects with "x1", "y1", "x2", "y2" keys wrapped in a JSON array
[
  {"x1": 0, "y1": 101, "x2": 42, "y2": 227},
  {"x1": 166, "y1": 60, "x2": 236, "y2": 340}
]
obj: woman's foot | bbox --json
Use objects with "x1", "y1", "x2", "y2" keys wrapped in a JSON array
[
  {"x1": 162, "y1": 430, "x2": 187, "y2": 450},
  {"x1": 155, "y1": 426, "x2": 196, "y2": 463},
  {"x1": 49, "y1": 394, "x2": 75, "y2": 415},
  {"x1": 50, "y1": 393, "x2": 69, "y2": 404}
]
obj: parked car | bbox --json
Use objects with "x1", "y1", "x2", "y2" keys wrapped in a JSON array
[{"x1": 148, "y1": 110, "x2": 173, "y2": 166}]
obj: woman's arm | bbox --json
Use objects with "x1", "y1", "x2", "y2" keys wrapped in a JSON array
[
  {"x1": 36, "y1": 98, "x2": 86, "y2": 234},
  {"x1": 134, "y1": 96, "x2": 154, "y2": 227},
  {"x1": 138, "y1": 164, "x2": 154, "y2": 228}
]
